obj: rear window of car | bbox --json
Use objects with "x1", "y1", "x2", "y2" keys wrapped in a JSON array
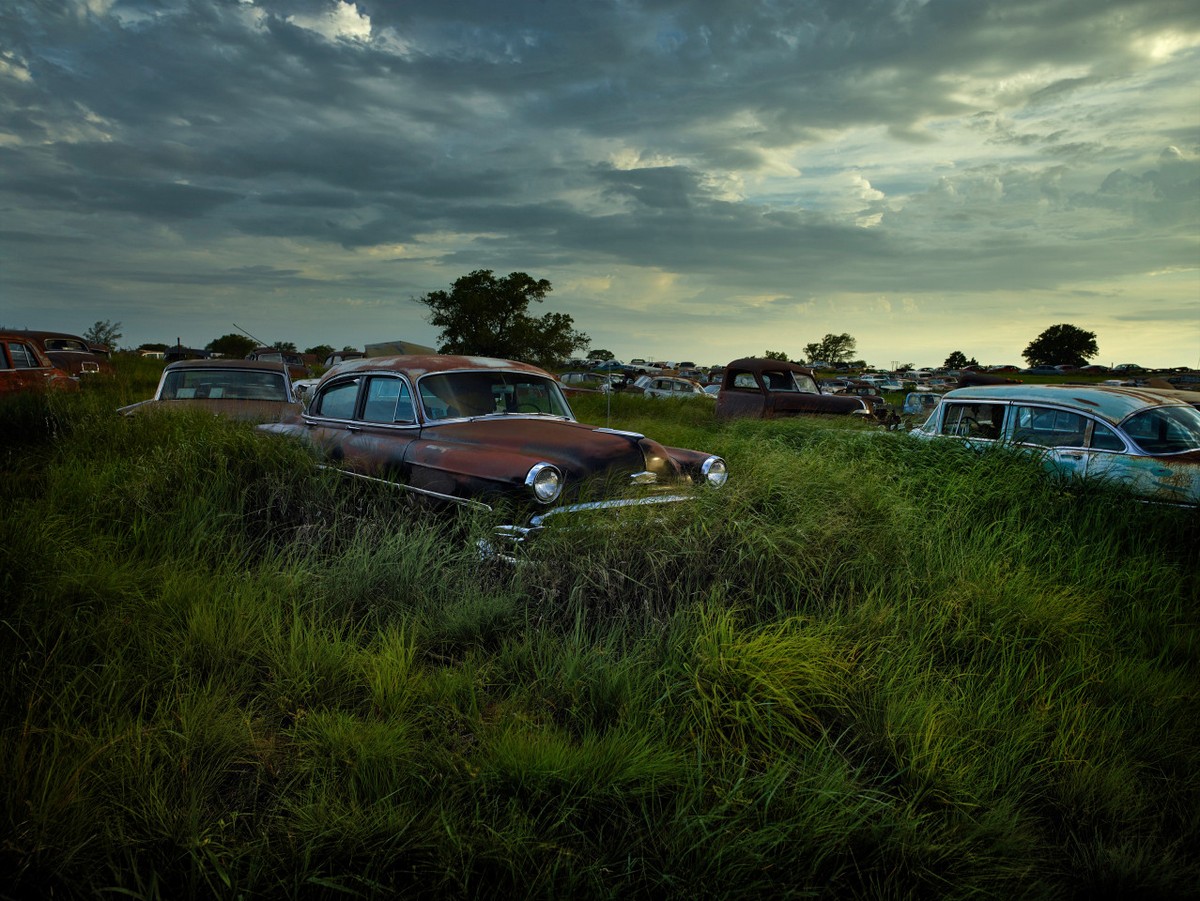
[
  {"x1": 161, "y1": 368, "x2": 290, "y2": 401},
  {"x1": 44, "y1": 338, "x2": 88, "y2": 352}
]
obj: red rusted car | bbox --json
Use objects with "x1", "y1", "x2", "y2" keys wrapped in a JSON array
[
  {"x1": 259, "y1": 355, "x2": 728, "y2": 553},
  {"x1": 0, "y1": 331, "x2": 79, "y2": 395},
  {"x1": 12, "y1": 329, "x2": 114, "y2": 378},
  {"x1": 715, "y1": 358, "x2": 874, "y2": 420}
]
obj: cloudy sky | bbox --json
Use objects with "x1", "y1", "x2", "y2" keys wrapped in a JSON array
[{"x1": 2, "y1": 0, "x2": 1197, "y2": 368}]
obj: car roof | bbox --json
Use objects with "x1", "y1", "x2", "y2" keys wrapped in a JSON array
[
  {"x1": 10, "y1": 329, "x2": 109, "y2": 350},
  {"x1": 725, "y1": 357, "x2": 816, "y2": 375},
  {"x1": 164, "y1": 358, "x2": 290, "y2": 373},
  {"x1": 324, "y1": 354, "x2": 552, "y2": 379},
  {"x1": 940, "y1": 383, "x2": 1195, "y2": 426}
]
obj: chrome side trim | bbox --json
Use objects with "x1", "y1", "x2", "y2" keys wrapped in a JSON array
[{"x1": 316, "y1": 465, "x2": 493, "y2": 511}]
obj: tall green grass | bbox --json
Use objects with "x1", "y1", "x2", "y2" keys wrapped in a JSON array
[{"x1": 1, "y1": 368, "x2": 1197, "y2": 899}]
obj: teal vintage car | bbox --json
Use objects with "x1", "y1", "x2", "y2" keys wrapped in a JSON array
[{"x1": 910, "y1": 383, "x2": 1200, "y2": 504}]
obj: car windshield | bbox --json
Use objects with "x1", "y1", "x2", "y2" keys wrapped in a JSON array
[
  {"x1": 418, "y1": 371, "x2": 573, "y2": 420},
  {"x1": 1121, "y1": 405, "x2": 1200, "y2": 454},
  {"x1": 758, "y1": 370, "x2": 819, "y2": 394},
  {"x1": 161, "y1": 368, "x2": 290, "y2": 401}
]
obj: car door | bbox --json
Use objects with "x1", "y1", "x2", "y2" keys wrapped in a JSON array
[
  {"x1": 304, "y1": 373, "x2": 419, "y2": 475},
  {"x1": 1009, "y1": 404, "x2": 1090, "y2": 481},
  {"x1": 0, "y1": 339, "x2": 62, "y2": 394}
]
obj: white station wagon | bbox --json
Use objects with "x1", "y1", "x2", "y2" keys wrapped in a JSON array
[{"x1": 911, "y1": 383, "x2": 1200, "y2": 504}]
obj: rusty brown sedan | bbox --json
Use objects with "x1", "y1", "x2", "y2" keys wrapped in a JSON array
[{"x1": 259, "y1": 355, "x2": 728, "y2": 555}]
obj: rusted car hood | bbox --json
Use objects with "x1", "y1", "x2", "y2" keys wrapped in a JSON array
[{"x1": 408, "y1": 417, "x2": 679, "y2": 483}]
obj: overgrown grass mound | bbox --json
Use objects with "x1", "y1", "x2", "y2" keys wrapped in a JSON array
[{"x1": 2, "y1": 369, "x2": 1197, "y2": 899}]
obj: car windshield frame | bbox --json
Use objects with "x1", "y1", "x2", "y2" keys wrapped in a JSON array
[
  {"x1": 417, "y1": 369, "x2": 575, "y2": 422},
  {"x1": 1120, "y1": 405, "x2": 1200, "y2": 455}
]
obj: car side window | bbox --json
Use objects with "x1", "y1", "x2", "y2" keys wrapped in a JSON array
[
  {"x1": 731, "y1": 371, "x2": 758, "y2": 389},
  {"x1": 314, "y1": 378, "x2": 361, "y2": 419},
  {"x1": 940, "y1": 402, "x2": 1006, "y2": 439},
  {"x1": 1012, "y1": 405, "x2": 1087, "y2": 448},
  {"x1": 6, "y1": 342, "x2": 38, "y2": 369},
  {"x1": 362, "y1": 376, "x2": 415, "y2": 424},
  {"x1": 1089, "y1": 422, "x2": 1125, "y2": 451}
]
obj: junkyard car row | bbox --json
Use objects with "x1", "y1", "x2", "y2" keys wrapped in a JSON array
[{"x1": 7, "y1": 337, "x2": 1200, "y2": 528}]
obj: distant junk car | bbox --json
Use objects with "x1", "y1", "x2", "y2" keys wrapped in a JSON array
[
  {"x1": 118, "y1": 358, "x2": 303, "y2": 422},
  {"x1": 911, "y1": 383, "x2": 1200, "y2": 505},
  {"x1": 12, "y1": 329, "x2": 114, "y2": 378},
  {"x1": 638, "y1": 375, "x2": 713, "y2": 400},
  {"x1": 259, "y1": 355, "x2": 728, "y2": 555},
  {"x1": 246, "y1": 347, "x2": 312, "y2": 380},
  {"x1": 0, "y1": 331, "x2": 79, "y2": 395},
  {"x1": 715, "y1": 358, "x2": 875, "y2": 420}
]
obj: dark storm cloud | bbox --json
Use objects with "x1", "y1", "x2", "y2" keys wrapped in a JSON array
[{"x1": 0, "y1": 0, "x2": 1196, "y2": 360}]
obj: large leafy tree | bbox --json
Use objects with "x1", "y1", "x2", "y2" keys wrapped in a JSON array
[
  {"x1": 943, "y1": 350, "x2": 979, "y2": 369},
  {"x1": 762, "y1": 350, "x2": 791, "y2": 361},
  {"x1": 1023, "y1": 324, "x2": 1098, "y2": 367},
  {"x1": 83, "y1": 319, "x2": 122, "y2": 349},
  {"x1": 416, "y1": 270, "x2": 590, "y2": 366},
  {"x1": 803, "y1": 333, "x2": 857, "y2": 364},
  {"x1": 305, "y1": 344, "x2": 335, "y2": 360},
  {"x1": 206, "y1": 333, "x2": 257, "y2": 358}
]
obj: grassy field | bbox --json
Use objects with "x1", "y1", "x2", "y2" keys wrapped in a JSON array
[{"x1": 1, "y1": 362, "x2": 1197, "y2": 899}]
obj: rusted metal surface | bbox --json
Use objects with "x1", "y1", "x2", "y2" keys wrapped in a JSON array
[
  {"x1": 11, "y1": 329, "x2": 114, "y2": 378},
  {"x1": 716, "y1": 357, "x2": 872, "y2": 420},
  {"x1": 0, "y1": 331, "x2": 79, "y2": 395},
  {"x1": 260, "y1": 354, "x2": 727, "y2": 548}
]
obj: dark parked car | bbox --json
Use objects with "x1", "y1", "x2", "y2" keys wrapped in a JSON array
[
  {"x1": 715, "y1": 358, "x2": 874, "y2": 420},
  {"x1": 12, "y1": 329, "x2": 114, "y2": 378},
  {"x1": 0, "y1": 331, "x2": 79, "y2": 395},
  {"x1": 246, "y1": 347, "x2": 311, "y2": 380},
  {"x1": 260, "y1": 355, "x2": 728, "y2": 554},
  {"x1": 118, "y1": 358, "x2": 303, "y2": 422}
]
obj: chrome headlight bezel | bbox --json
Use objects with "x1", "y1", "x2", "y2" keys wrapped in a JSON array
[
  {"x1": 525, "y1": 462, "x2": 564, "y2": 504},
  {"x1": 701, "y1": 456, "x2": 728, "y2": 488}
]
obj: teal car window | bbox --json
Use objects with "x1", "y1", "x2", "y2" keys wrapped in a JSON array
[
  {"x1": 1013, "y1": 406, "x2": 1087, "y2": 448},
  {"x1": 941, "y1": 402, "x2": 1006, "y2": 440},
  {"x1": 1089, "y1": 422, "x2": 1125, "y2": 451},
  {"x1": 1122, "y1": 406, "x2": 1200, "y2": 454}
]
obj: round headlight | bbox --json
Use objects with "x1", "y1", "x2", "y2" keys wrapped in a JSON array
[
  {"x1": 525, "y1": 462, "x2": 563, "y2": 504},
  {"x1": 701, "y1": 456, "x2": 728, "y2": 488}
]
